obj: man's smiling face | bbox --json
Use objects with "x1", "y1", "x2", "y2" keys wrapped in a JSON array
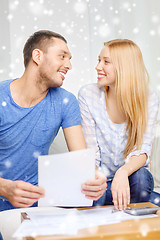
[{"x1": 38, "y1": 38, "x2": 72, "y2": 88}]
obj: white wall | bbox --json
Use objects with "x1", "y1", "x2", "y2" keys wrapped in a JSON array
[{"x1": 0, "y1": 0, "x2": 160, "y2": 154}]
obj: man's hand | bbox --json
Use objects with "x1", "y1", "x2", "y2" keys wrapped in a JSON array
[
  {"x1": 2, "y1": 179, "x2": 45, "y2": 208},
  {"x1": 111, "y1": 168, "x2": 130, "y2": 210},
  {"x1": 81, "y1": 170, "x2": 107, "y2": 201}
]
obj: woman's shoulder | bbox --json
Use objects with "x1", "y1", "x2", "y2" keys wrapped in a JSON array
[
  {"x1": 78, "y1": 83, "x2": 103, "y2": 97},
  {"x1": 148, "y1": 90, "x2": 159, "y2": 105}
]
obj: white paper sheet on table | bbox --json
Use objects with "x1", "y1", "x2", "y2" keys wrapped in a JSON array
[
  {"x1": 13, "y1": 208, "x2": 79, "y2": 238},
  {"x1": 38, "y1": 148, "x2": 95, "y2": 207},
  {"x1": 13, "y1": 219, "x2": 79, "y2": 238},
  {"x1": 76, "y1": 206, "x2": 157, "y2": 228},
  {"x1": 13, "y1": 206, "x2": 157, "y2": 238}
]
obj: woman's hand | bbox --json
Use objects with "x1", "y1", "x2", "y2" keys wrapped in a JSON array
[
  {"x1": 81, "y1": 170, "x2": 107, "y2": 201},
  {"x1": 111, "y1": 168, "x2": 130, "y2": 210}
]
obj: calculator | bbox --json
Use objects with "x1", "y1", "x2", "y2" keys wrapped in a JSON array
[{"x1": 124, "y1": 206, "x2": 160, "y2": 215}]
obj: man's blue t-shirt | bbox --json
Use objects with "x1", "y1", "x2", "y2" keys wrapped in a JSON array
[{"x1": 0, "y1": 79, "x2": 81, "y2": 211}]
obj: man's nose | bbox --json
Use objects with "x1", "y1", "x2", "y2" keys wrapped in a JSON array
[{"x1": 65, "y1": 59, "x2": 72, "y2": 70}]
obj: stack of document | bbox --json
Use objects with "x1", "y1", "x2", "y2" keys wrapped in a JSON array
[
  {"x1": 13, "y1": 206, "x2": 157, "y2": 238},
  {"x1": 13, "y1": 149, "x2": 158, "y2": 238}
]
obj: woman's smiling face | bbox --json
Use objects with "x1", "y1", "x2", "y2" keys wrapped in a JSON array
[{"x1": 95, "y1": 46, "x2": 116, "y2": 88}]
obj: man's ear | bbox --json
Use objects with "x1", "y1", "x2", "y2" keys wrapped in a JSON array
[{"x1": 32, "y1": 49, "x2": 43, "y2": 65}]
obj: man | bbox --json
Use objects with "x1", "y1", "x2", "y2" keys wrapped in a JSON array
[{"x1": 0, "y1": 30, "x2": 107, "y2": 211}]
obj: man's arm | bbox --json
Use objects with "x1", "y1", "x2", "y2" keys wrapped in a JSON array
[
  {"x1": 63, "y1": 125, "x2": 86, "y2": 151},
  {"x1": 0, "y1": 177, "x2": 44, "y2": 208},
  {"x1": 63, "y1": 125, "x2": 107, "y2": 200}
]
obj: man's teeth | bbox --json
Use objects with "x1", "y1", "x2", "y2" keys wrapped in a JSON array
[{"x1": 59, "y1": 72, "x2": 66, "y2": 77}]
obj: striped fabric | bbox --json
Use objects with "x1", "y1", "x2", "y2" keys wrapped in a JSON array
[{"x1": 78, "y1": 83, "x2": 159, "y2": 180}]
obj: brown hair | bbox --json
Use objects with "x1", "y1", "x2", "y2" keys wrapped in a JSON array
[{"x1": 23, "y1": 30, "x2": 67, "y2": 68}]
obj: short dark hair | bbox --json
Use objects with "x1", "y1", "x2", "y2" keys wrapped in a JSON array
[{"x1": 23, "y1": 30, "x2": 67, "y2": 68}]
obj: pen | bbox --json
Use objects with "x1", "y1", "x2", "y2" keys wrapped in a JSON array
[{"x1": 112, "y1": 207, "x2": 131, "y2": 213}]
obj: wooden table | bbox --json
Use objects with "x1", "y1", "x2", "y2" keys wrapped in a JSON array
[{"x1": 23, "y1": 202, "x2": 160, "y2": 240}]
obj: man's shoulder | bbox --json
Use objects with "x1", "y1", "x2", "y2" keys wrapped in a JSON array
[
  {"x1": 49, "y1": 87, "x2": 77, "y2": 102},
  {"x1": 0, "y1": 79, "x2": 11, "y2": 88},
  {"x1": 0, "y1": 79, "x2": 12, "y2": 95}
]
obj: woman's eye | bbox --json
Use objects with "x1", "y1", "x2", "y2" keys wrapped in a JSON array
[
  {"x1": 105, "y1": 61, "x2": 109, "y2": 64},
  {"x1": 60, "y1": 55, "x2": 65, "y2": 59}
]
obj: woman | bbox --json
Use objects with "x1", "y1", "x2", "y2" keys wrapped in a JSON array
[{"x1": 78, "y1": 39, "x2": 160, "y2": 210}]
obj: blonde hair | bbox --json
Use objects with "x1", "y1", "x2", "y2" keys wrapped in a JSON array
[{"x1": 104, "y1": 39, "x2": 149, "y2": 158}]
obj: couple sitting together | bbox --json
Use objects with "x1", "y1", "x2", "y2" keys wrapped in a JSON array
[{"x1": 0, "y1": 30, "x2": 159, "y2": 213}]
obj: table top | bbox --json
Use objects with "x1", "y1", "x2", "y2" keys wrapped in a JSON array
[{"x1": 23, "y1": 202, "x2": 160, "y2": 240}]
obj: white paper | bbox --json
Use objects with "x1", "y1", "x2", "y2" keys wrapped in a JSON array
[
  {"x1": 13, "y1": 218, "x2": 78, "y2": 238},
  {"x1": 38, "y1": 148, "x2": 95, "y2": 207},
  {"x1": 13, "y1": 206, "x2": 157, "y2": 238},
  {"x1": 76, "y1": 206, "x2": 157, "y2": 229},
  {"x1": 13, "y1": 208, "x2": 79, "y2": 238},
  {"x1": 26, "y1": 208, "x2": 78, "y2": 223}
]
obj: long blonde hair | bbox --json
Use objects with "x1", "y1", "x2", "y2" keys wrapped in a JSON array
[{"x1": 104, "y1": 39, "x2": 149, "y2": 158}]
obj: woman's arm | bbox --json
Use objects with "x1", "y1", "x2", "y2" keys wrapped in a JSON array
[
  {"x1": 78, "y1": 87, "x2": 107, "y2": 199},
  {"x1": 111, "y1": 153, "x2": 146, "y2": 210},
  {"x1": 126, "y1": 92, "x2": 159, "y2": 165},
  {"x1": 78, "y1": 87, "x2": 101, "y2": 167},
  {"x1": 111, "y1": 91, "x2": 159, "y2": 210}
]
